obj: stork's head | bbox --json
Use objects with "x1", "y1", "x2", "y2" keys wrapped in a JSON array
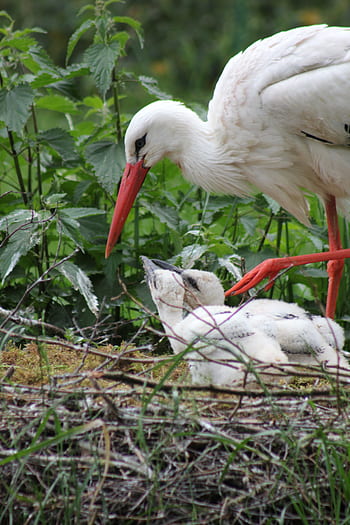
[
  {"x1": 124, "y1": 100, "x2": 188, "y2": 168},
  {"x1": 105, "y1": 101, "x2": 202, "y2": 257},
  {"x1": 141, "y1": 257, "x2": 225, "y2": 312}
]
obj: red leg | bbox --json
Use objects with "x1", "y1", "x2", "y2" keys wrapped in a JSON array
[
  {"x1": 226, "y1": 195, "x2": 349, "y2": 319},
  {"x1": 325, "y1": 196, "x2": 344, "y2": 318}
]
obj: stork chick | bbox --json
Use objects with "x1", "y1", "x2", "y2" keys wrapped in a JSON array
[{"x1": 142, "y1": 257, "x2": 348, "y2": 386}]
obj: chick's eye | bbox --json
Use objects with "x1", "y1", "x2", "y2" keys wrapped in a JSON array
[
  {"x1": 135, "y1": 134, "x2": 147, "y2": 153},
  {"x1": 183, "y1": 275, "x2": 200, "y2": 291}
]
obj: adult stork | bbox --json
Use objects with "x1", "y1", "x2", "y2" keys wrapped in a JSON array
[{"x1": 105, "y1": 25, "x2": 350, "y2": 318}]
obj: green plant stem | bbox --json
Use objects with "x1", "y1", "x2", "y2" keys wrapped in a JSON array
[
  {"x1": 30, "y1": 105, "x2": 43, "y2": 198},
  {"x1": 112, "y1": 68, "x2": 123, "y2": 143},
  {"x1": 275, "y1": 212, "x2": 284, "y2": 257},
  {"x1": 257, "y1": 211, "x2": 274, "y2": 252},
  {"x1": 7, "y1": 129, "x2": 28, "y2": 205}
]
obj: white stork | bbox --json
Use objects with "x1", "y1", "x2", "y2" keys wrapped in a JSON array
[
  {"x1": 106, "y1": 25, "x2": 350, "y2": 318},
  {"x1": 142, "y1": 257, "x2": 348, "y2": 385}
]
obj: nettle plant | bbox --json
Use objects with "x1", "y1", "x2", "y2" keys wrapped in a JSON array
[
  {"x1": 0, "y1": 1, "x2": 347, "y2": 347},
  {"x1": 0, "y1": 2, "x2": 148, "y2": 338}
]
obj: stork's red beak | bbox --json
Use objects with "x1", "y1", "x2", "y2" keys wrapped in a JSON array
[{"x1": 105, "y1": 159, "x2": 150, "y2": 257}]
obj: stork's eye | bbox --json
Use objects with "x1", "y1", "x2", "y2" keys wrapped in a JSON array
[{"x1": 135, "y1": 134, "x2": 147, "y2": 154}]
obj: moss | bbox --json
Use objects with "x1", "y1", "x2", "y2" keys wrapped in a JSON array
[{"x1": 0, "y1": 342, "x2": 117, "y2": 386}]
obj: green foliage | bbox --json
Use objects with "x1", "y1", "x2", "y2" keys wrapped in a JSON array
[
  {"x1": 0, "y1": 3, "x2": 147, "y2": 338},
  {"x1": 0, "y1": 0, "x2": 349, "y2": 349}
]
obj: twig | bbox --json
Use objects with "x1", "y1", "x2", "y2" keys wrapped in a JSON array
[
  {"x1": 89, "y1": 370, "x2": 350, "y2": 397},
  {"x1": 0, "y1": 248, "x2": 79, "y2": 330},
  {"x1": 0, "y1": 306, "x2": 65, "y2": 336}
]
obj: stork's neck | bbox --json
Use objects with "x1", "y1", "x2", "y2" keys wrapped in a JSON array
[
  {"x1": 156, "y1": 299, "x2": 184, "y2": 330},
  {"x1": 156, "y1": 298, "x2": 190, "y2": 354},
  {"x1": 167, "y1": 107, "x2": 251, "y2": 197}
]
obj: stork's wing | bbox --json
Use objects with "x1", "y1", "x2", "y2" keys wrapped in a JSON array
[
  {"x1": 262, "y1": 61, "x2": 350, "y2": 146},
  {"x1": 209, "y1": 25, "x2": 350, "y2": 146},
  {"x1": 259, "y1": 26, "x2": 350, "y2": 145}
]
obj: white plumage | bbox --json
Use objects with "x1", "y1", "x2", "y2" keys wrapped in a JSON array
[
  {"x1": 106, "y1": 25, "x2": 350, "y2": 319},
  {"x1": 142, "y1": 257, "x2": 348, "y2": 386}
]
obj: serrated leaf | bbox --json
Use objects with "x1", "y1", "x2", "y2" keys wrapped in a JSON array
[
  {"x1": 38, "y1": 128, "x2": 77, "y2": 162},
  {"x1": 29, "y1": 65, "x2": 88, "y2": 89},
  {"x1": 264, "y1": 195, "x2": 282, "y2": 215},
  {"x1": 57, "y1": 208, "x2": 105, "y2": 247},
  {"x1": 22, "y1": 44, "x2": 58, "y2": 76},
  {"x1": 0, "y1": 11, "x2": 13, "y2": 23},
  {"x1": 0, "y1": 209, "x2": 39, "y2": 232},
  {"x1": 57, "y1": 261, "x2": 99, "y2": 316},
  {"x1": 29, "y1": 72, "x2": 61, "y2": 88},
  {"x1": 0, "y1": 226, "x2": 41, "y2": 282},
  {"x1": 57, "y1": 215, "x2": 84, "y2": 249},
  {"x1": 36, "y1": 94, "x2": 78, "y2": 114},
  {"x1": 6, "y1": 35, "x2": 39, "y2": 52},
  {"x1": 240, "y1": 215, "x2": 258, "y2": 236},
  {"x1": 113, "y1": 15, "x2": 143, "y2": 47},
  {"x1": 0, "y1": 209, "x2": 51, "y2": 232},
  {"x1": 111, "y1": 31, "x2": 130, "y2": 50},
  {"x1": 140, "y1": 200, "x2": 179, "y2": 231},
  {"x1": 85, "y1": 141, "x2": 124, "y2": 193},
  {"x1": 66, "y1": 19, "x2": 95, "y2": 64},
  {"x1": 138, "y1": 75, "x2": 171, "y2": 100},
  {"x1": 60, "y1": 207, "x2": 105, "y2": 220},
  {"x1": 83, "y1": 96, "x2": 104, "y2": 109},
  {"x1": 84, "y1": 42, "x2": 120, "y2": 96},
  {"x1": 42, "y1": 193, "x2": 68, "y2": 207},
  {"x1": 28, "y1": 44, "x2": 56, "y2": 71},
  {"x1": 78, "y1": 215, "x2": 106, "y2": 243},
  {"x1": 0, "y1": 84, "x2": 35, "y2": 133},
  {"x1": 177, "y1": 244, "x2": 208, "y2": 268}
]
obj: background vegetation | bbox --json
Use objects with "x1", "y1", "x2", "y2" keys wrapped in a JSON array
[
  {"x1": 1, "y1": 1, "x2": 350, "y2": 523},
  {"x1": 1, "y1": 0, "x2": 350, "y2": 344}
]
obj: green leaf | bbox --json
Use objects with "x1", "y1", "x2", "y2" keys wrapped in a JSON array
[
  {"x1": 57, "y1": 215, "x2": 83, "y2": 248},
  {"x1": 138, "y1": 75, "x2": 171, "y2": 100},
  {"x1": 29, "y1": 65, "x2": 89, "y2": 89},
  {"x1": 83, "y1": 95, "x2": 104, "y2": 109},
  {"x1": 0, "y1": 11, "x2": 13, "y2": 24},
  {"x1": 113, "y1": 15, "x2": 143, "y2": 47},
  {"x1": 42, "y1": 193, "x2": 68, "y2": 208},
  {"x1": 140, "y1": 200, "x2": 180, "y2": 231},
  {"x1": 36, "y1": 94, "x2": 78, "y2": 114},
  {"x1": 85, "y1": 140, "x2": 124, "y2": 193},
  {"x1": 60, "y1": 207, "x2": 105, "y2": 220},
  {"x1": 5, "y1": 35, "x2": 39, "y2": 52},
  {"x1": 0, "y1": 84, "x2": 35, "y2": 133},
  {"x1": 57, "y1": 208, "x2": 105, "y2": 247},
  {"x1": 66, "y1": 18, "x2": 95, "y2": 64},
  {"x1": 0, "y1": 209, "x2": 40, "y2": 232},
  {"x1": 240, "y1": 215, "x2": 258, "y2": 236},
  {"x1": 78, "y1": 215, "x2": 107, "y2": 243},
  {"x1": 57, "y1": 261, "x2": 99, "y2": 315},
  {"x1": 29, "y1": 72, "x2": 61, "y2": 88},
  {"x1": 264, "y1": 195, "x2": 282, "y2": 215},
  {"x1": 177, "y1": 244, "x2": 208, "y2": 268},
  {"x1": 38, "y1": 128, "x2": 78, "y2": 162},
  {"x1": 83, "y1": 42, "x2": 120, "y2": 96},
  {"x1": 110, "y1": 31, "x2": 130, "y2": 51},
  {"x1": 0, "y1": 226, "x2": 41, "y2": 282},
  {"x1": 22, "y1": 44, "x2": 57, "y2": 75}
]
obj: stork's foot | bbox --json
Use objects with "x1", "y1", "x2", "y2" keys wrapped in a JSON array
[{"x1": 225, "y1": 258, "x2": 293, "y2": 297}]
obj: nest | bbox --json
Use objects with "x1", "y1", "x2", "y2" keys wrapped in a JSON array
[{"x1": 1, "y1": 336, "x2": 350, "y2": 524}]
